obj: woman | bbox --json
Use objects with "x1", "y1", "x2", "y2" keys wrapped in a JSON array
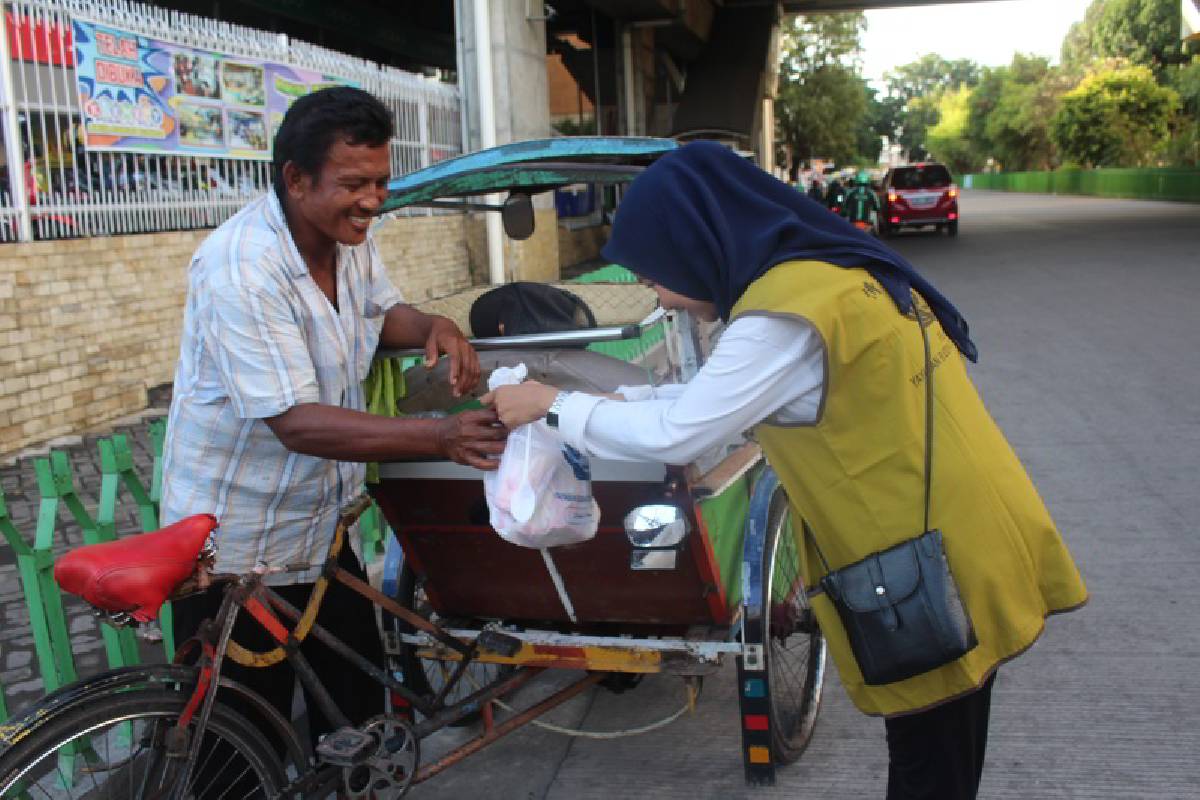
[{"x1": 484, "y1": 142, "x2": 1087, "y2": 800}]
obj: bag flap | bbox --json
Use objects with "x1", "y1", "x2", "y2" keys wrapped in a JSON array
[{"x1": 822, "y1": 537, "x2": 925, "y2": 612}]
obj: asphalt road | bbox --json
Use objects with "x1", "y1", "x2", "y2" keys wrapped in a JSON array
[{"x1": 409, "y1": 190, "x2": 1200, "y2": 800}]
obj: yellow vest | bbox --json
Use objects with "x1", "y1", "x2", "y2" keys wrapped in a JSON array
[{"x1": 732, "y1": 260, "x2": 1088, "y2": 717}]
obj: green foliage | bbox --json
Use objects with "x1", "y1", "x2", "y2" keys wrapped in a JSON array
[
  {"x1": 1051, "y1": 65, "x2": 1180, "y2": 167},
  {"x1": 1060, "y1": 0, "x2": 1186, "y2": 78},
  {"x1": 885, "y1": 54, "x2": 981, "y2": 102},
  {"x1": 1166, "y1": 57, "x2": 1200, "y2": 166},
  {"x1": 925, "y1": 86, "x2": 977, "y2": 174},
  {"x1": 978, "y1": 55, "x2": 1068, "y2": 171},
  {"x1": 552, "y1": 117, "x2": 597, "y2": 136},
  {"x1": 775, "y1": 13, "x2": 876, "y2": 174},
  {"x1": 880, "y1": 54, "x2": 981, "y2": 160}
]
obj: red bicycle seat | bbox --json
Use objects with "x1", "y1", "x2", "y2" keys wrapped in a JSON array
[{"x1": 54, "y1": 514, "x2": 218, "y2": 623}]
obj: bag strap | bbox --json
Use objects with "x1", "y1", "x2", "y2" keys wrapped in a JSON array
[
  {"x1": 801, "y1": 296, "x2": 936, "y2": 582},
  {"x1": 917, "y1": 296, "x2": 934, "y2": 534}
]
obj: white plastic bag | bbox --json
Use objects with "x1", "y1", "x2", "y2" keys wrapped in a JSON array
[{"x1": 484, "y1": 365, "x2": 600, "y2": 548}]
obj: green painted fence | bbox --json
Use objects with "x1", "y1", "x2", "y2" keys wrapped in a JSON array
[
  {"x1": 0, "y1": 418, "x2": 392, "y2": 740},
  {"x1": 963, "y1": 168, "x2": 1200, "y2": 203}
]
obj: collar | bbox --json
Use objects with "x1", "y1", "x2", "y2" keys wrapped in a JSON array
[{"x1": 266, "y1": 191, "x2": 319, "y2": 278}]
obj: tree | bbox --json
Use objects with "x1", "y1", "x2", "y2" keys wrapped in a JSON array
[
  {"x1": 1060, "y1": 0, "x2": 1186, "y2": 78},
  {"x1": 855, "y1": 84, "x2": 887, "y2": 164},
  {"x1": 1051, "y1": 65, "x2": 1180, "y2": 166},
  {"x1": 775, "y1": 13, "x2": 871, "y2": 176},
  {"x1": 776, "y1": 64, "x2": 868, "y2": 172},
  {"x1": 1166, "y1": 56, "x2": 1200, "y2": 165},
  {"x1": 925, "y1": 85, "x2": 977, "y2": 174},
  {"x1": 978, "y1": 55, "x2": 1069, "y2": 171},
  {"x1": 880, "y1": 54, "x2": 981, "y2": 160},
  {"x1": 885, "y1": 54, "x2": 980, "y2": 102}
]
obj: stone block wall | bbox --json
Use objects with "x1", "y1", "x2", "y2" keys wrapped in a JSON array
[
  {"x1": 558, "y1": 223, "x2": 609, "y2": 270},
  {"x1": 0, "y1": 212, "x2": 480, "y2": 459}
]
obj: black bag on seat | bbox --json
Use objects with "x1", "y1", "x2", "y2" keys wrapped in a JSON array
[{"x1": 469, "y1": 282, "x2": 597, "y2": 338}]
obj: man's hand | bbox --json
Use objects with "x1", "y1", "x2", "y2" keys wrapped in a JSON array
[
  {"x1": 426, "y1": 316, "x2": 480, "y2": 398},
  {"x1": 436, "y1": 408, "x2": 508, "y2": 469},
  {"x1": 481, "y1": 381, "x2": 560, "y2": 429}
]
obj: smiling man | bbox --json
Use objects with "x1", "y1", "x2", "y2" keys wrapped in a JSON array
[{"x1": 160, "y1": 87, "x2": 505, "y2": 747}]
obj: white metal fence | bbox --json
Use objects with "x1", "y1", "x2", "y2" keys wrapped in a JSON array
[{"x1": 0, "y1": 0, "x2": 462, "y2": 242}]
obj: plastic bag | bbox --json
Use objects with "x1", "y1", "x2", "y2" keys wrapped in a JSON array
[{"x1": 483, "y1": 364, "x2": 600, "y2": 548}]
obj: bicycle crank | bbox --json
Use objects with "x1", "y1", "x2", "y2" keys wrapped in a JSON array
[{"x1": 341, "y1": 716, "x2": 419, "y2": 799}]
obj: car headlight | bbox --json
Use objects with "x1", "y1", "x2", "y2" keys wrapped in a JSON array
[{"x1": 623, "y1": 503, "x2": 691, "y2": 570}]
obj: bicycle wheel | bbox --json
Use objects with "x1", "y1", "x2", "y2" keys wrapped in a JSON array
[
  {"x1": 391, "y1": 563, "x2": 511, "y2": 722},
  {"x1": 762, "y1": 485, "x2": 828, "y2": 763},
  {"x1": 0, "y1": 687, "x2": 288, "y2": 799}
]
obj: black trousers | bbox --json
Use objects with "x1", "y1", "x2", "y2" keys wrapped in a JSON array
[
  {"x1": 884, "y1": 673, "x2": 996, "y2": 800},
  {"x1": 173, "y1": 543, "x2": 385, "y2": 750}
]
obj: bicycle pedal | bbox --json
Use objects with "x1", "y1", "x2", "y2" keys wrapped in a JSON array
[
  {"x1": 315, "y1": 728, "x2": 376, "y2": 767},
  {"x1": 476, "y1": 629, "x2": 521, "y2": 657}
]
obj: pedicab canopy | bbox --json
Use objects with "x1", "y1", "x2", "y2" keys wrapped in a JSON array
[{"x1": 381, "y1": 136, "x2": 678, "y2": 238}]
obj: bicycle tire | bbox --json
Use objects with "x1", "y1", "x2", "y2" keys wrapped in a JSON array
[
  {"x1": 761, "y1": 484, "x2": 828, "y2": 763},
  {"x1": 391, "y1": 562, "x2": 511, "y2": 724},
  {"x1": 0, "y1": 687, "x2": 289, "y2": 799}
]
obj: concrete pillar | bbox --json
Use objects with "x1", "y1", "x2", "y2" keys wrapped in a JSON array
[{"x1": 455, "y1": 0, "x2": 559, "y2": 283}]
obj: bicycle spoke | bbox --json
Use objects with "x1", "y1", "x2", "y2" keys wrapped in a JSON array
[
  {"x1": 186, "y1": 733, "x2": 226, "y2": 795},
  {"x1": 211, "y1": 763, "x2": 254, "y2": 800},
  {"x1": 4, "y1": 694, "x2": 283, "y2": 800}
]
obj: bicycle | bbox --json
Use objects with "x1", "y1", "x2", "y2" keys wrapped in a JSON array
[{"x1": 0, "y1": 494, "x2": 529, "y2": 799}]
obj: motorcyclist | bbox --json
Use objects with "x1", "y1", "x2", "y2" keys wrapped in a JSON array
[
  {"x1": 843, "y1": 170, "x2": 881, "y2": 232},
  {"x1": 824, "y1": 176, "x2": 846, "y2": 213},
  {"x1": 806, "y1": 175, "x2": 825, "y2": 203}
]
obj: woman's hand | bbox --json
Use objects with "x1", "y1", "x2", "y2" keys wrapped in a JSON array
[{"x1": 481, "y1": 381, "x2": 560, "y2": 428}]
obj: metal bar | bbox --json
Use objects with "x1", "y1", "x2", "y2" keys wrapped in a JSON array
[
  {"x1": 376, "y1": 324, "x2": 644, "y2": 359},
  {"x1": 263, "y1": 587, "x2": 438, "y2": 718},
  {"x1": 429, "y1": 639, "x2": 479, "y2": 710},
  {"x1": 0, "y1": 0, "x2": 462, "y2": 241},
  {"x1": 414, "y1": 672, "x2": 606, "y2": 783},
  {"x1": 400, "y1": 627, "x2": 742, "y2": 658},
  {"x1": 330, "y1": 565, "x2": 472, "y2": 656},
  {"x1": 0, "y1": 3, "x2": 32, "y2": 240},
  {"x1": 410, "y1": 667, "x2": 540, "y2": 738}
]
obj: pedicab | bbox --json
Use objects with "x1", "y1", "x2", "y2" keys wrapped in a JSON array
[
  {"x1": 0, "y1": 138, "x2": 827, "y2": 799},
  {"x1": 368, "y1": 136, "x2": 828, "y2": 787}
]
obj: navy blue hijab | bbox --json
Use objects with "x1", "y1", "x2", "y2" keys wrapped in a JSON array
[{"x1": 601, "y1": 141, "x2": 978, "y2": 361}]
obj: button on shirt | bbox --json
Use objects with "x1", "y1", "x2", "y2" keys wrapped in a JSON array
[{"x1": 160, "y1": 193, "x2": 403, "y2": 584}]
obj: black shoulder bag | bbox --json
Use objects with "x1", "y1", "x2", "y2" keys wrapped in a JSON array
[{"x1": 808, "y1": 308, "x2": 977, "y2": 686}]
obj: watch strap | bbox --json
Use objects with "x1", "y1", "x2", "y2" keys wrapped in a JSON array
[{"x1": 546, "y1": 391, "x2": 568, "y2": 428}]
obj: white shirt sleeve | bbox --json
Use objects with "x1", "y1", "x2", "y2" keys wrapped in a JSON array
[
  {"x1": 557, "y1": 315, "x2": 825, "y2": 465},
  {"x1": 615, "y1": 384, "x2": 686, "y2": 401}
]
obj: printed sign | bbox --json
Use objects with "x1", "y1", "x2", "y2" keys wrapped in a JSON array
[{"x1": 72, "y1": 18, "x2": 350, "y2": 159}]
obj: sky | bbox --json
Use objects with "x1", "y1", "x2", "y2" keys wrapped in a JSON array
[{"x1": 860, "y1": 0, "x2": 1096, "y2": 88}]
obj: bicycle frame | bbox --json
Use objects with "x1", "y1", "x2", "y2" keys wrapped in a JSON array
[{"x1": 168, "y1": 495, "x2": 562, "y2": 797}]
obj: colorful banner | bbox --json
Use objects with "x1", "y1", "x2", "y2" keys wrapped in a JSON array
[{"x1": 72, "y1": 19, "x2": 349, "y2": 159}]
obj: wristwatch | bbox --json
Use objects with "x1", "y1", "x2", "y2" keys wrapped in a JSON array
[{"x1": 545, "y1": 391, "x2": 568, "y2": 429}]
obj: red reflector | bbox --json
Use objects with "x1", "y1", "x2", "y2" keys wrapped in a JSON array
[
  {"x1": 948, "y1": 213, "x2": 958, "y2": 220},
  {"x1": 744, "y1": 714, "x2": 770, "y2": 731},
  {"x1": 389, "y1": 691, "x2": 411, "y2": 708},
  {"x1": 890, "y1": 217, "x2": 900, "y2": 224}
]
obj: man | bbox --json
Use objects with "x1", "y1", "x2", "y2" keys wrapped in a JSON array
[
  {"x1": 843, "y1": 170, "x2": 881, "y2": 231},
  {"x1": 806, "y1": 174, "x2": 825, "y2": 203},
  {"x1": 161, "y1": 87, "x2": 505, "y2": 743},
  {"x1": 824, "y1": 175, "x2": 845, "y2": 212}
]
